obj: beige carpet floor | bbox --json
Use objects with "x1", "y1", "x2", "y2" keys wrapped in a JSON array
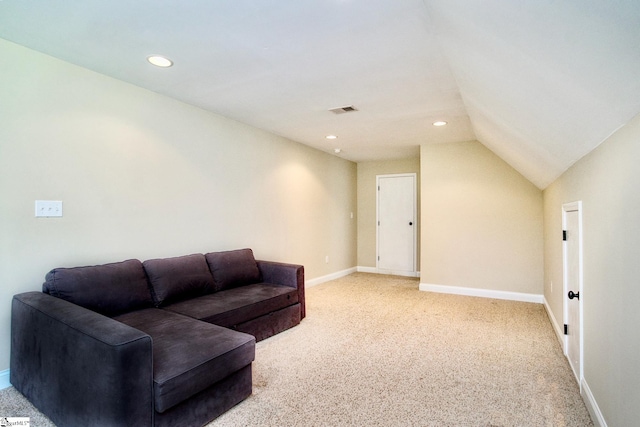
[{"x1": 0, "y1": 273, "x2": 593, "y2": 426}]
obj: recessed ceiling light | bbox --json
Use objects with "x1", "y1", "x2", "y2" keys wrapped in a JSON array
[
  {"x1": 326, "y1": 135, "x2": 338, "y2": 140},
  {"x1": 433, "y1": 121, "x2": 448, "y2": 126},
  {"x1": 334, "y1": 148, "x2": 342, "y2": 154},
  {"x1": 147, "y1": 55, "x2": 173, "y2": 68}
]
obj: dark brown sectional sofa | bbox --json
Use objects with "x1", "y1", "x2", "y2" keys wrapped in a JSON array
[{"x1": 10, "y1": 248, "x2": 304, "y2": 427}]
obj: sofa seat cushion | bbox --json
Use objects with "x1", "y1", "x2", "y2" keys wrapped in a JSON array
[
  {"x1": 113, "y1": 308, "x2": 255, "y2": 414},
  {"x1": 163, "y1": 283, "x2": 298, "y2": 328}
]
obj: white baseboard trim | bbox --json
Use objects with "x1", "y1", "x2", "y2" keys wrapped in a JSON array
[
  {"x1": 357, "y1": 266, "x2": 420, "y2": 278},
  {"x1": 0, "y1": 369, "x2": 10, "y2": 390},
  {"x1": 543, "y1": 297, "x2": 564, "y2": 346},
  {"x1": 419, "y1": 283, "x2": 543, "y2": 304},
  {"x1": 582, "y1": 378, "x2": 607, "y2": 427},
  {"x1": 543, "y1": 300, "x2": 606, "y2": 427},
  {"x1": 305, "y1": 267, "x2": 357, "y2": 288}
]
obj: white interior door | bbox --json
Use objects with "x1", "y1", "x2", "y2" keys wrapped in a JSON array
[
  {"x1": 563, "y1": 202, "x2": 583, "y2": 387},
  {"x1": 377, "y1": 174, "x2": 416, "y2": 275}
]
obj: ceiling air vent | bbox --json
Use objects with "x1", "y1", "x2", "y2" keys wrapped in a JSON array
[{"x1": 329, "y1": 105, "x2": 358, "y2": 114}]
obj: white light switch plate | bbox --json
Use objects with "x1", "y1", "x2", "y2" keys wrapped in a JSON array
[{"x1": 35, "y1": 200, "x2": 63, "y2": 217}]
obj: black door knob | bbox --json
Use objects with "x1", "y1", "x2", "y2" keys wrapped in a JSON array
[
  {"x1": 568, "y1": 290, "x2": 580, "y2": 300},
  {"x1": 409, "y1": 222, "x2": 413, "y2": 226}
]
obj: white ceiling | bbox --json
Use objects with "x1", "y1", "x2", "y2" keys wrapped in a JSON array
[{"x1": 1, "y1": 0, "x2": 639, "y2": 189}]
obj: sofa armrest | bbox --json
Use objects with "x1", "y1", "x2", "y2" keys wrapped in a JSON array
[
  {"x1": 256, "y1": 261, "x2": 305, "y2": 319},
  {"x1": 11, "y1": 292, "x2": 153, "y2": 427}
]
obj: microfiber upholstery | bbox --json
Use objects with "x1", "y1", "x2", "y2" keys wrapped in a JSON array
[
  {"x1": 205, "y1": 249, "x2": 262, "y2": 291},
  {"x1": 164, "y1": 283, "x2": 298, "y2": 328},
  {"x1": 143, "y1": 254, "x2": 215, "y2": 306},
  {"x1": 42, "y1": 259, "x2": 153, "y2": 317},
  {"x1": 15, "y1": 249, "x2": 303, "y2": 426},
  {"x1": 114, "y1": 308, "x2": 255, "y2": 414}
]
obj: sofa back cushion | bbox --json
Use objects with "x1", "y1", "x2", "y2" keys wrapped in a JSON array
[
  {"x1": 205, "y1": 248, "x2": 262, "y2": 292},
  {"x1": 143, "y1": 253, "x2": 215, "y2": 306},
  {"x1": 42, "y1": 259, "x2": 153, "y2": 317}
]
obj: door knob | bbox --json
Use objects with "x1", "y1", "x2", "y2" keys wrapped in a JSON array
[
  {"x1": 568, "y1": 290, "x2": 580, "y2": 300},
  {"x1": 409, "y1": 222, "x2": 413, "y2": 226}
]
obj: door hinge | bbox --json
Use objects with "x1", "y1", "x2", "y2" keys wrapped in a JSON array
[
  {"x1": 563, "y1": 230, "x2": 567, "y2": 241},
  {"x1": 564, "y1": 324, "x2": 568, "y2": 335}
]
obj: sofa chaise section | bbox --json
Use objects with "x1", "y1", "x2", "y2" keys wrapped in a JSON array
[
  {"x1": 113, "y1": 308, "x2": 255, "y2": 420},
  {"x1": 11, "y1": 291, "x2": 155, "y2": 426}
]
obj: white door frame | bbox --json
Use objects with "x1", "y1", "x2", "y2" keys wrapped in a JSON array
[
  {"x1": 376, "y1": 173, "x2": 417, "y2": 277},
  {"x1": 562, "y1": 201, "x2": 584, "y2": 389}
]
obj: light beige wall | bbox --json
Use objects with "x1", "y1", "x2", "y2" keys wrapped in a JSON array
[
  {"x1": 420, "y1": 141, "x2": 543, "y2": 294},
  {"x1": 543, "y1": 113, "x2": 640, "y2": 426},
  {"x1": 0, "y1": 39, "x2": 357, "y2": 370},
  {"x1": 356, "y1": 158, "x2": 420, "y2": 268}
]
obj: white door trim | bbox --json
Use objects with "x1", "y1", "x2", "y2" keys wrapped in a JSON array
[
  {"x1": 376, "y1": 173, "x2": 417, "y2": 275},
  {"x1": 562, "y1": 201, "x2": 584, "y2": 389}
]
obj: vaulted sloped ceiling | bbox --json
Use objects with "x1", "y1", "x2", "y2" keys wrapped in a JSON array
[
  {"x1": 427, "y1": 0, "x2": 640, "y2": 188},
  {"x1": 1, "y1": 0, "x2": 639, "y2": 189}
]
